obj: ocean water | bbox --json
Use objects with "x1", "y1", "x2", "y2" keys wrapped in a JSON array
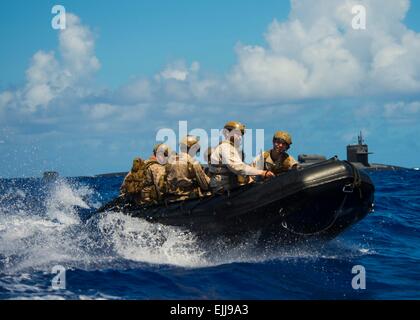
[{"x1": 0, "y1": 170, "x2": 419, "y2": 300}]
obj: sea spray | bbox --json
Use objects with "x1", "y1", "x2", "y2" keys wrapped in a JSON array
[{"x1": 2, "y1": 172, "x2": 416, "y2": 299}]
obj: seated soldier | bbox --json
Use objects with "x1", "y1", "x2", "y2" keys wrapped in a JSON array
[
  {"x1": 252, "y1": 131, "x2": 299, "y2": 175},
  {"x1": 120, "y1": 143, "x2": 171, "y2": 205},
  {"x1": 165, "y1": 135, "x2": 210, "y2": 202},
  {"x1": 208, "y1": 121, "x2": 274, "y2": 194},
  {"x1": 120, "y1": 157, "x2": 144, "y2": 203}
]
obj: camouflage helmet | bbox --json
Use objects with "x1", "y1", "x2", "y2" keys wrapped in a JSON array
[
  {"x1": 180, "y1": 135, "x2": 200, "y2": 149},
  {"x1": 224, "y1": 121, "x2": 245, "y2": 135},
  {"x1": 153, "y1": 143, "x2": 171, "y2": 156},
  {"x1": 273, "y1": 131, "x2": 292, "y2": 146}
]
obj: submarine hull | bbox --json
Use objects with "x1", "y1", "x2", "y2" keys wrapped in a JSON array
[{"x1": 98, "y1": 159, "x2": 375, "y2": 246}]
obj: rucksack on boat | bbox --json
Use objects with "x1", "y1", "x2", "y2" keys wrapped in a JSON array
[{"x1": 124, "y1": 159, "x2": 159, "y2": 194}]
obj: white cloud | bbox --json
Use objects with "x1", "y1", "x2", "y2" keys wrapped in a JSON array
[
  {"x1": 190, "y1": 61, "x2": 200, "y2": 73},
  {"x1": 160, "y1": 68, "x2": 188, "y2": 81},
  {"x1": 117, "y1": 104, "x2": 148, "y2": 122},
  {"x1": 7, "y1": 1, "x2": 418, "y2": 113},
  {"x1": 4, "y1": 13, "x2": 100, "y2": 113},
  {"x1": 83, "y1": 102, "x2": 148, "y2": 128},
  {"x1": 157, "y1": 61, "x2": 199, "y2": 83},
  {"x1": 25, "y1": 51, "x2": 59, "y2": 85},
  {"x1": 162, "y1": 80, "x2": 191, "y2": 100},
  {"x1": 84, "y1": 103, "x2": 118, "y2": 120},
  {"x1": 164, "y1": 102, "x2": 197, "y2": 116},
  {"x1": 189, "y1": 77, "x2": 218, "y2": 99},
  {"x1": 0, "y1": 91, "x2": 13, "y2": 112},
  {"x1": 369, "y1": 31, "x2": 420, "y2": 93},
  {"x1": 24, "y1": 84, "x2": 55, "y2": 112},
  {"x1": 119, "y1": 79, "x2": 153, "y2": 102},
  {"x1": 227, "y1": 0, "x2": 420, "y2": 101},
  {"x1": 59, "y1": 14, "x2": 100, "y2": 77},
  {"x1": 384, "y1": 101, "x2": 420, "y2": 117},
  {"x1": 159, "y1": 61, "x2": 193, "y2": 81},
  {"x1": 2, "y1": 1, "x2": 420, "y2": 138},
  {"x1": 228, "y1": 44, "x2": 309, "y2": 100},
  {"x1": 151, "y1": 60, "x2": 219, "y2": 102},
  {"x1": 23, "y1": 51, "x2": 59, "y2": 111}
]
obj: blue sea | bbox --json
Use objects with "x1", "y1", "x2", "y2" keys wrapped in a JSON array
[{"x1": 0, "y1": 170, "x2": 419, "y2": 300}]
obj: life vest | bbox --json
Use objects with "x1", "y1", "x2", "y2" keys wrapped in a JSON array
[
  {"x1": 208, "y1": 141, "x2": 246, "y2": 192},
  {"x1": 165, "y1": 155, "x2": 197, "y2": 191},
  {"x1": 263, "y1": 151, "x2": 293, "y2": 175}
]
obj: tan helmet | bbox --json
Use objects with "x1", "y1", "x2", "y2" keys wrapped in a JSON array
[
  {"x1": 273, "y1": 131, "x2": 292, "y2": 146},
  {"x1": 131, "y1": 157, "x2": 143, "y2": 172},
  {"x1": 180, "y1": 135, "x2": 200, "y2": 149},
  {"x1": 153, "y1": 143, "x2": 171, "y2": 156},
  {"x1": 224, "y1": 121, "x2": 245, "y2": 135}
]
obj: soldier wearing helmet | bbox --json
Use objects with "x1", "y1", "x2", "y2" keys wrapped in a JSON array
[
  {"x1": 120, "y1": 143, "x2": 171, "y2": 205},
  {"x1": 120, "y1": 157, "x2": 144, "y2": 199},
  {"x1": 208, "y1": 121, "x2": 274, "y2": 193},
  {"x1": 252, "y1": 131, "x2": 299, "y2": 175},
  {"x1": 165, "y1": 135, "x2": 210, "y2": 202}
]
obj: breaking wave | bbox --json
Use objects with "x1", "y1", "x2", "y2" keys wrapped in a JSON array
[
  {"x1": 0, "y1": 175, "x2": 385, "y2": 299},
  {"x1": 0, "y1": 177, "x2": 370, "y2": 275}
]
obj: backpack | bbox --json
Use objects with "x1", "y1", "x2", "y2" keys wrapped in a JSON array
[{"x1": 124, "y1": 159, "x2": 159, "y2": 194}]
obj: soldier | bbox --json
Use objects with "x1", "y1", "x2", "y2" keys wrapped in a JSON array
[
  {"x1": 208, "y1": 121, "x2": 274, "y2": 193},
  {"x1": 142, "y1": 143, "x2": 172, "y2": 203},
  {"x1": 120, "y1": 157, "x2": 144, "y2": 202},
  {"x1": 252, "y1": 131, "x2": 299, "y2": 175},
  {"x1": 120, "y1": 143, "x2": 171, "y2": 205},
  {"x1": 165, "y1": 135, "x2": 210, "y2": 202}
]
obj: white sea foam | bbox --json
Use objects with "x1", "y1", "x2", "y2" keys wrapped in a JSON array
[
  {"x1": 45, "y1": 180, "x2": 91, "y2": 224},
  {"x1": 0, "y1": 179, "x2": 96, "y2": 273},
  {"x1": 97, "y1": 211, "x2": 207, "y2": 268},
  {"x1": 0, "y1": 178, "x2": 372, "y2": 278}
]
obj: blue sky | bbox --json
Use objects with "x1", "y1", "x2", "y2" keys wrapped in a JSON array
[
  {"x1": 0, "y1": 0, "x2": 292, "y2": 88},
  {"x1": 1, "y1": 0, "x2": 420, "y2": 177}
]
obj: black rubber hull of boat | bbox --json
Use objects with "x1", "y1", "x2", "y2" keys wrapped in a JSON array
[{"x1": 98, "y1": 159, "x2": 375, "y2": 245}]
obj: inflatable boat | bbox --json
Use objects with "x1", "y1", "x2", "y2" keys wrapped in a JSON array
[{"x1": 98, "y1": 158, "x2": 375, "y2": 245}]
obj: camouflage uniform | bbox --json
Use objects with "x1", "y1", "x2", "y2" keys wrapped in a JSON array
[
  {"x1": 165, "y1": 152, "x2": 210, "y2": 202},
  {"x1": 120, "y1": 157, "x2": 166, "y2": 205},
  {"x1": 120, "y1": 158, "x2": 143, "y2": 202},
  {"x1": 252, "y1": 150, "x2": 298, "y2": 175},
  {"x1": 141, "y1": 160, "x2": 166, "y2": 204}
]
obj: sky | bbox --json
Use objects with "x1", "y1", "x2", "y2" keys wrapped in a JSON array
[{"x1": 1, "y1": 0, "x2": 420, "y2": 177}]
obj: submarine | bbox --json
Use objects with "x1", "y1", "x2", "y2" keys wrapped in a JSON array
[
  {"x1": 298, "y1": 132, "x2": 407, "y2": 171},
  {"x1": 98, "y1": 158, "x2": 375, "y2": 246}
]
